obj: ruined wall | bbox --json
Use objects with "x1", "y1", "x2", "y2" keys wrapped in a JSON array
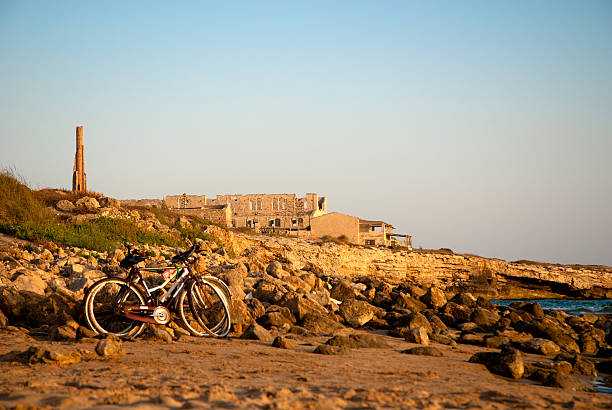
[
  {"x1": 172, "y1": 206, "x2": 232, "y2": 227},
  {"x1": 164, "y1": 194, "x2": 208, "y2": 209}
]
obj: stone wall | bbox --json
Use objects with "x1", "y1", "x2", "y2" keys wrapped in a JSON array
[{"x1": 171, "y1": 206, "x2": 232, "y2": 227}]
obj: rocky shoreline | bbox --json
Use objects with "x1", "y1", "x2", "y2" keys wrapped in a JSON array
[
  {"x1": 0, "y1": 223, "x2": 612, "y2": 407},
  {"x1": 1, "y1": 195, "x2": 612, "y2": 408}
]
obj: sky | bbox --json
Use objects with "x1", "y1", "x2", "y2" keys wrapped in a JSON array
[{"x1": 1, "y1": 1, "x2": 611, "y2": 265}]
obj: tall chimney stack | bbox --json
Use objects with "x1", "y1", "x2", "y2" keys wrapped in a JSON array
[{"x1": 72, "y1": 126, "x2": 87, "y2": 192}]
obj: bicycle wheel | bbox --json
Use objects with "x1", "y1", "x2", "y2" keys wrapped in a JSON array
[
  {"x1": 184, "y1": 279, "x2": 230, "y2": 337},
  {"x1": 85, "y1": 278, "x2": 147, "y2": 339},
  {"x1": 201, "y1": 275, "x2": 232, "y2": 304}
]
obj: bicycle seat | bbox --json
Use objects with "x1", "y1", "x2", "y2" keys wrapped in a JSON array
[{"x1": 120, "y1": 251, "x2": 147, "y2": 268}]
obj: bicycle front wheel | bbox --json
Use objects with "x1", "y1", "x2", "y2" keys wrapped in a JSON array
[
  {"x1": 181, "y1": 279, "x2": 230, "y2": 337},
  {"x1": 85, "y1": 278, "x2": 146, "y2": 339}
]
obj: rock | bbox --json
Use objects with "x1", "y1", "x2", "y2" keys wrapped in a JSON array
[
  {"x1": 420, "y1": 287, "x2": 447, "y2": 309},
  {"x1": 469, "y1": 346, "x2": 524, "y2": 379},
  {"x1": 394, "y1": 312, "x2": 432, "y2": 334},
  {"x1": 272, "y1": 336, "x2": 294, "y2": 349},
  {"x1": 49, "y1": 324, "x2": 77, "y2": 341},
  {"x1": 145, "y1": 327, "x2": 173, "y2": 343},
  {"x1": 449, "y1": 292, "x2": 477, "y2": 308},
  {"x1": 330, "y1": 280, "x2": 357, "y2": 302},
  {"x1": 301, "y1": 312, "x2": 343, "y2": 334},
  {"x1": 75, "y1": 196, "x2": 100, "y2": 210},
  {"x1": 402, "y1": 346, "x2": 443, "y2": 357},
  {"x1": 258, "y1": 308, "x2": 296, "y2": 328},
  {"x1": 76, "y1": 326, "x2": 98, "y2": 340},
  {"x1": 520, "y1": 338, "x2": 561, "y2": 356},
  {"x1": 240, "y1": 323, "x2": 273, "y2": 343},
  {"x1": 430, "y1": 333, "x2": 457, "y2": 346},
  {"x1": 12, "y1": 271, "x2": 47, "y2": 296},
  {"x1": 313, "y1": 344, "x2": 347, "y2": 355},
  {"x1": 325, "y1": 334, "x2": 390, "y2": 349},
  {"x1": 0, "y1": 309, "x2": 8, "y2": 328},
  {"x1": 339, "y1": 299, "x2": 374, "y2": 327},
  {"x1": 471, "y1": 307, "x2": 500, "y2": 327},
  {"x1": 266, "y1": 261, "x2": 287, "y2": 279},
  {"x1": 56, "y1": 200, "x2": 76, "y2": 212},
  {"x1": 542, "y1": 372, "x2": 592, "y2": 391},
  {"x1": 3, "y1": 346, "x2": 82, "y2": 365},
  {"x1": 458, "y1": 333, "x2": 485, "y2": 346},
  {"x1": 24, "y1": 292, "x2": 79, "y2": 328},
  {"x1": 441, "y1": 302, "x2": 472, "y2": 324},
  {"x1": 281, "y1": 293, "x2": 327, "y2": 321},
  {"x1": 228, "y1": 299, "x2": 253, "y2": 329},
  {"x1": 405, "y1": 327, "x2": 429, "y2": 345},
  {"x1": 392, "y1": 293, "x2": 427, "y2": 312},
  {"x1": 485, "y1": 335, "x2": 510, "y2": 349},
  {"x1": 95, "y1": 337, "x2": 124, "y2": 357}
]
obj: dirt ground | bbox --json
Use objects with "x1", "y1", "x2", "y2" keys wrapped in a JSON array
[{"x1": 0, "y1": 327, "x2": 610, "y2": 409}]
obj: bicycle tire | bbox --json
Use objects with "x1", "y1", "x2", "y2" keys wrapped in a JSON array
[
  {"x1": 201, "y1": 275, "x2": 232, "y2": 304},
  {"x1": 85, "y1": 277, "x2": 147, "y2": 339},
  {"x1": 184, "y1": 279, "x2": 230, "y2": 337}
]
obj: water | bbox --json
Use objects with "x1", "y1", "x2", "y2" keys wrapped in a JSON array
[{"x1": 490, "y1": 299, "x2": 612, "y2": 316}]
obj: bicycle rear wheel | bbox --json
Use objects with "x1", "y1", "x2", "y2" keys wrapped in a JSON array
[
  {"x1": 180, "y1": 279, "x2": 230, "y2": 337},
  {"x1": 85, "y1": 278, "x2": 146, "y2": 339}
]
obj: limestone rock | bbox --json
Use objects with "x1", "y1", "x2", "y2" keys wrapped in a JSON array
[
  {"x1": 339, "y1": 299, "x2": 374, "y2": 327},
  {"x1": 469, "y1": 346, "x2": 524, "y2": 379},
  {"x1": 75, "y1": 196, "x2": 100, "y2": 210},
  {"x1": 405, "y1": 326, "x2": 430, "y2": 345},
  {"x1": 95, "y1": 337, "x2": 124, "y2": 357},
  {"x1": 12, "y1": 272, "x2": 47, "y2": 296},
  {"x1": 272, "y1": 336, "x2": 294, "y2": 349},
  {"x1": 330, "y1": 280, "x2": 357, "y2": 302},
  {"x1": 0, "y1": 309, "x2": 8, "y2": 328},
  {"x1": 266, "y1": 261, "x2": 287, "y2": 279},
  {"x1": 313, "y1": 344, "x2": 347, "y2": 355},
  {"x1": 301, "y1": 312, "x2": 343, "y2": 334},
  {"x1": 325, "y1": 334, "x2": 389, "y2": 349},
  {"x1": 56, "y1": 200, "x2": 76, "y2": 212},
  {"x1": 240, "y1": 323, "x2": 273, "y2": 343},
  {"x1": 420, "y1": 287, "x2": 447, "y2": 309},
  {"x1": 402, "y1": 346, "x2": 443, "y2": 357},
  {"x1": 543, "y1": 372, "x2": 592, "y2": 391},
  {"x1": 471, "y1": 307, "x2": 500, "y2": 327},
  {"x1": 520, "y1": 338, "x2": 561, "y2": 356}
]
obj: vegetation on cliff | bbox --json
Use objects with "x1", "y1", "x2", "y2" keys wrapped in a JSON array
[{"x1": 0, "y1": 170, "x2": 214, "y2": 251}]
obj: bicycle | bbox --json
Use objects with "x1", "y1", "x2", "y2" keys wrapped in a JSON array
[{"x1": 83, "y1": 243, "x2": 231, "y2": 339}]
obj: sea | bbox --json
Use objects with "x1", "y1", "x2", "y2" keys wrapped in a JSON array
[{"x1": 490, "y1": 299, "x2": 612, "y2": 316}]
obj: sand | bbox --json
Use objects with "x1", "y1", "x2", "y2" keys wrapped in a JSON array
[{"x1": 0, "y1": 327, "x2": 609, "y2": 409}]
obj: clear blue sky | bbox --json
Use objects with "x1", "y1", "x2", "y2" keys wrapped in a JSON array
[{"x1": 1, "y1": 1, "x2": 611, "y2": 265}]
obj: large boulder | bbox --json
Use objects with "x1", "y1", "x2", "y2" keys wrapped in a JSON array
[
  {"x1": 12, "y1": 271, "x2": 47, "y2": 296},
  {"x1": 471, "y1": 307, "x2": 500, "y2": 327},
  {"x1": 402, "y1": 346, "x2": 443, "y2": 357},
  {"x1": 301, "y1": 312, "x2": 343, "y2": 334},
  {"x1": 75, "y1": 196, "x2": 100, "y2": 211},
  {"x1": 449, "y1": 292, "x2": 477, "y2": 309},
  {"x1": 240, "y1": 323, "x2": 273, "y2": 343},
  {"x1": 339, "y1": 299, "x2": 374, "y2": 327},
  {"x1": 405, "y1": 326, "x2": 430, "y2": 345},
  {"x1": 394, "y1": 312, "x2": 432, "y2": 334},
  {"x1": 266, "y1": 261, "x2": 288, "y2": 279},
  {"x1": 391, "y1": 292, "x2": 427, "y2": 312},
  {"x1": 330, "y1": 280, "x2": 357, "y2": 302},
  {"x1": 55, "y1": 200, "x2": 75, "y2": 212},
  {"x1": 469, "y1": 346, "x2": 524, "y2": 379},
  {"x1": 520, "y1": 338, "x2": 561, "y2": 356},
  {"x1": 420, "y1": 288, "x2": 447, "y2": 309},
  {"x1": 280, "y1": 293, "x2": 327, "y2": 321}
]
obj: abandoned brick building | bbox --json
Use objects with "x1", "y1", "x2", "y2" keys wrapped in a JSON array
[{"x1": 164, "y1": 192, "x2": 411, "y2": 248}]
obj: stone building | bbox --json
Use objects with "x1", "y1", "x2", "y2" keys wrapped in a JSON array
[
  {"x1": 310, "y1": 212, "x2": 411, "y2": 247},
  {"x1": 72, "y1": 126, "x2": 86, "y2": 192},
  {"x1": 163, "y1": 193, "x2": 327, "y2": 231}
]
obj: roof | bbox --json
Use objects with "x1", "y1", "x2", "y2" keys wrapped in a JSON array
[{"x1": 359, "y1": 219, "x2": 394, "y2": 229}]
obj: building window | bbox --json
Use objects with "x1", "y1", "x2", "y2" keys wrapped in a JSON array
[
  {"x1": 275, "y1": 218, "x2": 281, "y2": 227},
  {"x1": 257, "y1": 198, "x2": 263, "y2": 210},
  {"x1": 292, "y1": 218, "x2": 297, "y2": 227},
  {"x1": 231, "y1": 221, "x2": 236, "y2": 228},
  {"x1": 282, "y1": 199, "x2": 286, "y2": 210},
  {"x1": 298, "y1": 218, "x2": 303, "y2": 227},
  {"x1": 303, "y1": 200, "x2": 307, "y2": 210},
  {"x1": 246, "y1": 220, "x2": 252, "y2": 228},
  {"x1": 249, "y1": 201, "x2": 253, "y2": 210},
  {"x1": 269, "y1": 219, "x2": 274, "y2": 227},
  {"x1": 365, "y1": 240, "x2": 376, "y2": 246}
]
